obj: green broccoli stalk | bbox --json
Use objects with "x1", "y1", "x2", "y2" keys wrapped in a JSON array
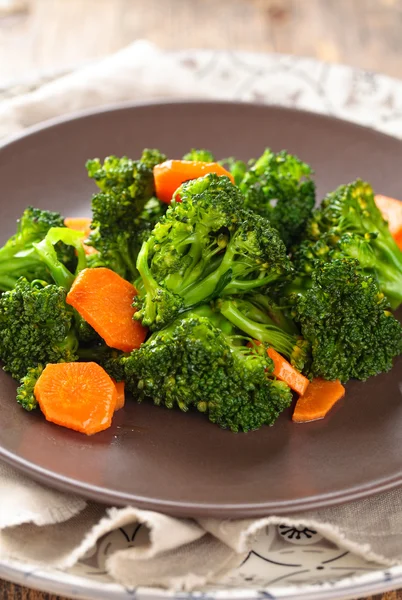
[
  {"x1": 217, "y1": 297, "x2": 310, "y2": 373},
  {"x1": 287, "y1": 257, "x2": 402, "y2": 382},
  {"x1": 85, "y1": 149, "x2": 167, "y2": 281},
  {"x1": 305, "y1": 180, "x2": 402, "y2": 309},
  {"x1": 123, "y1": 309, "x2": 293, "y2": 432},
  {"x1": 0, "y1": 207, "x2": 78, "y2": 291},
  {"x1": 235, "y1": 149, "x2": 316, "y2": 249},
  {"x1": 134, "y1": 173, "x2": 292, "y2": 330}
]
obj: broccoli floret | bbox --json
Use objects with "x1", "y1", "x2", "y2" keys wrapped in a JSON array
[
  {"x1": 288, "y1": 258, "x2": 402, "y2": 382},
  {"x1": 0, "y1": 279, "x2": 79, "y2": 381},
  {"x1": 86, "y1": 149, "x2": 167, "y2": 281},
  {"x1": 16, "y1": 365, "x2": 44, "y2": 411},
  {"x1": 237, "y1": 149, "x2": 316, "y2": 249},
  {"x1": 123, "y1": 310, "x2": 292, "y2": 432},
  {"x1": 217, "y1": 296, "x2": 310, "y2": 373},
  {"x1": 305, "y1": 180, "x2": 402, "y2": 308},
  {"x1": 0, "y1": 207, "x2": 77, "y2": 291},
  {"x1": 134, "y1": 173, "x2": 292, "y2": 329},
  {"x1": 219, "y1": 158, "x2": 248, "y2": 186},
  {"x1": 183, "y1": 149, "x2": 215, "y2": 162},
  {"x1": 0, "y1": 227, "x2": 88, "y2": 397}
]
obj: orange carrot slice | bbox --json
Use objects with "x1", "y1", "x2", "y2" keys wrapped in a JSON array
[
  {"x1": 267, "y1": 347, "x2": 310, "y2": 396},
  {"x1": 154, "y1": 160, "x2": 235, "y2": 204},
  {"x1": 375, "y1": 194, "x2": 402, "y2": 250},
  {"x1": 64, "y1": 217, "x2": 98, "y2": 256},
  {"x1": 34, "y1": 362, "x2": 117, "y2": 435},
  {"x1": 292, "y1": 378, "x2": 345, "y2": 423},
  {"x1": 66, "y1": 267, "x2": 147, "y2": 352},
  {"x1": 113, "y1": 380, "x2": 125, "y2": 411}
]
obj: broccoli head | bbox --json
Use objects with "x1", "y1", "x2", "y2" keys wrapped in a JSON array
[
  {"x1": 0, "y1": 278, "x2": 79, "y2": 381},
  {"x1": 305, "y1": 180, "x2": 402, "y2": 308},
  {"x1": 0, "y1": 207, "x2": 78, "y2": 291},
  {"x1": 86, "y1": 149, "x2": 167, "y2": 281},
  {"x1": 182, "y1": 149, "x2": 215, "y2": 162},
  {"x1": 237, "y1": 149, "x2": 316, "y2": 249},
  {"x1": 290, "y1": 258, "x2": 402, "y2": 382},
  {"x1": 134, "y1": 173, "x2": 292, "y2": 329},
  {"x1": 123, "y1": 310, "x2": 292, "y2": 432},
  {"x1": 16, "y1": 365, "x2": 44, "y2": 411}
]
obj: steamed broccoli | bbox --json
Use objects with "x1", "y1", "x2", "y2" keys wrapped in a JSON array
[
  {"x1": 16, "y1": 365, "x2": 44, "y2": 411},
  {"x1": 183, "y1": 149, "x2": 215, "y2": 162},
  {"x1": 286, "y1": 258, "x2": 402, "y2": 381},
  {"x1": 305, "y1": 180, "x2": 402, "y2": 308},
  {"x1": 134, "y1": 173, "x2": 292, "y2": 330},
  {"x1": 0, "y1": 278, "x2": 79, "y2": 381},
  {"x1": 85, "y1": 149, "x2": 167, "y2": 280},
  {"x1": 123, "y1": 309, "x2": 292, "y2": 432},
  {"x1": 0, "y1": 227, "x2": 88, "y2": 392},
  {"x1": 217, "y1": 296, "x2": 310, "y2": 372},
  {"x1": 235, "y1": 149, "x2": 316, "y2": 249},
  {"x1": 0, "y1": 207, "x2": 77, "y2": 291}
]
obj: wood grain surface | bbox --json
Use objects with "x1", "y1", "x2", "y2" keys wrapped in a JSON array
[{"x1": 1, "y1": 0, "x2": 402, "y2": 599}]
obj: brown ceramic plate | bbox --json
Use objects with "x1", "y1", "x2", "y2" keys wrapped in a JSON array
[{"x1": 0, "y1": 101, "x2": 401, "y2": 518}]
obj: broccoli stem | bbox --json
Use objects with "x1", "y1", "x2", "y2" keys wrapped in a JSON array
[
  {"x1": 136, "y1": 240, "x2": 159, "y2": 324},
  {"x1": 33, "y1": 227, "x2": 86, "y2": 290},
  {"x1": 219, "y1": 299, "x2": 297, "y2": 361}
]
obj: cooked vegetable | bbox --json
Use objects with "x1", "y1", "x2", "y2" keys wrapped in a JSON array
[
  {"x1": 183, "y1": 149, "x2": 215, "y2": 162},
  {"x1": 64, "y1": 217, "x2": 97, "y2": 255},
  {"x1": 123, "y1": 308, "x2": 292, "y2": 432},
  {"x1": 233, "y1": 149, "x2": 316, "y2": 249},
  {"x1": 305, "y1": 180, "x2": 402, "y2": 309},
  {"x1": 153, "y1": 160, "x2": 234, "y2": 203},
  {"x1": 292, "y1": 378, "x2": 345, "y2": 422},
  {"x1": 0, "y1": 278, "x2": 79, "y2": 381},
  {"x1": 267, "y1": 347, "x2": 310, "y2": 396},
  {"x1": 287, "y1": 258, "x2": 402, "y2": 382},
  {"x1": 134, "y1": 173, "x2": 292, "y2": 330},
  {"x1": 0, "y1": 207, "x2": 78, "y2": 291},
  {"x1": 85, "y1": 150, "x2": 167, "y2": 281},
  {"x1": 114, "y1": 380, "x2": 125, "y2": 411},
  {"x1": 34, "y1": 362, "x2": 117, "y2": 435},
  {"x1": 16, "y1": 365, "x2": 44, "y2": 411},
  {"x1": 375, "y1": 194, "x2": 402, "y2": 250},
  {"x1": 66, "y1": 267, "x2": 147, "y2": 352},
  {"x1": 218, "y1": 297, "x2": 310, "y2": 373}
]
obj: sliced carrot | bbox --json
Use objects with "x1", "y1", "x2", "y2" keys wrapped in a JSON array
[
  {"x1": 113, "y1": 380, "x2": 125, "y2": 411},
  {"x1": 292, "y1": 378, "x2": 345, "y2": 423},
  {"x1": 267, "y1": 347, "x2": 310, "y2": 396},
  {"x1": 153, "y1": 160, "x2": 235, "y2": 204},
  {"x1": 64, "y1": 217, "x2": 98, "y2": 256},
  {"x1": 64, "y1": 217, "x2": 92, "y2": 233},
  {"x1": 34, "y1": 362, "x2": 117, "y2": 435},
  {"x1": 66, "y1": 267, "x2": 147, "y2": 352},
  {"x1": 375, "y1": 194, "x2": 402, "y2": 250}
]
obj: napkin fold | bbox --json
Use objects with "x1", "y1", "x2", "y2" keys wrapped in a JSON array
[{"x1": 1, "y1": 40, "x2": 402, "y2": 591}]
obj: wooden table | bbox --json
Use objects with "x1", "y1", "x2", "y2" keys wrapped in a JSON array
[{"x1": 1, "y1": 0, "x2": 402, "y2": 598}]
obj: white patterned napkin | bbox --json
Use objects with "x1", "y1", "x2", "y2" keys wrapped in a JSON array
[{"x1": 1, "y1": 40, "x2": 402, "y2": 591}]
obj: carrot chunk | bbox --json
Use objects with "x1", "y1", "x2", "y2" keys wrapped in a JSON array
[
  {"x1": 267, "y1": 347, "x2": 310, "y2": 396},
  {"x1": 64, "y1": 217, "x2": 98, "y2": 255},
  {"x1": 113, "y1": 380, "x2": 125, "y2": 411},
  {"x1": 154, "y1": 160, "x2": 235, "y2": 204},
  {"x1": 292, "y1": 378, "x2": 345, "y2": 423},
  {"x1": 34, "y1": 362, "x2": 117, "y2": 435},
  {"x1": 375, "y1": 194, "x2": 402, "y2": 250},
  {"x1": 66, "y1": 267, "x2": 147, "y2": 352}
]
